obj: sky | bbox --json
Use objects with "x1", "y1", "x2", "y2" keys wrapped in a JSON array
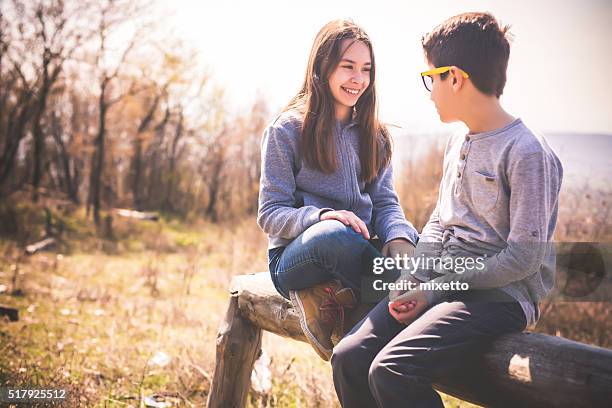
[{"x1": 160, "y1": 0, "x2": 612, "y2": 136}]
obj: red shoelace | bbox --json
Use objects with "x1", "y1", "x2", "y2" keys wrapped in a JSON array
[{"x1": 319, "y1": 286, "x2": 355, "y2": 333}]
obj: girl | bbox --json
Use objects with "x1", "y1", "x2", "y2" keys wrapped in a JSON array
[{"x1": 257, "y1": 19, "x2": 418, "y2": 361}]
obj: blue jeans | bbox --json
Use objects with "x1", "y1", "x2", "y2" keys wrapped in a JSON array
[{"x1": 267, "y1": 220, "x2": 399, "y2": 300}]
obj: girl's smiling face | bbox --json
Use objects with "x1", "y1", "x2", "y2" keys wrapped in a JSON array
[{"x1": 327, "y1": 39, "x2": 372, "y2": 122}]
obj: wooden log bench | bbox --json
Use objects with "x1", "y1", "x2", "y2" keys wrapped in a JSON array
[{"x1": 207, "y1": 272, "x2": 612, "y2": 408}]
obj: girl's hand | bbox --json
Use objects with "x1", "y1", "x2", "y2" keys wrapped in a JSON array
[{"x1": 320, "y1": 210, "x2": 370, "y2": 240}]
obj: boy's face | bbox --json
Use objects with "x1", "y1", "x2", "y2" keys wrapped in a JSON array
[{"x1": 426, "y1": 62, "x2": 459, "y2": 123}]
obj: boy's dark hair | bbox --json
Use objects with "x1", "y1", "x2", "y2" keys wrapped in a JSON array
[{"x1": 422, "y1": 12, "x2": 512, "y2": 97}]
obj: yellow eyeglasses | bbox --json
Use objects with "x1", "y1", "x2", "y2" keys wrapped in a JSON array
[{"x1": 420, "y1": 66, "x2": 469, "y2": 92}]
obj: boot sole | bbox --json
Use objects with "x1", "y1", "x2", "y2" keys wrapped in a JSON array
[{"x1": 289, "y1": 290, "x2": 333, "y2": 361}]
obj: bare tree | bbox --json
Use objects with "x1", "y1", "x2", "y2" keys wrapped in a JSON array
[
  {"x1": 129, "y1": 89, "x2": 167, "y2": 210},
  {"x1": 0, "y1": 1, "x2": 38, "y2": 190},
  {"x1": 86, "y1": 0, "x2": 148, "y2": 226},
  {"x1": 126, "y1": 44, "x2": 192, "y2": 210},
  {"x1": 163, "y1": 106, "x2": 184, "y2": 211},
  {"x1": 29, "y1": 0, "x2": 90, "y2": 202},
  {"x1": 0, "y1": 0, "x2": 92, "y2": 198},
  {"x1": 47, "y1": 86, "x2": 89, "y2": 204}
]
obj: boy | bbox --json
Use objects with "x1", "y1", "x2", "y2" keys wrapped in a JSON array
[{"x1": 331, "y1": 12, "x2": 562, "y2": 407}]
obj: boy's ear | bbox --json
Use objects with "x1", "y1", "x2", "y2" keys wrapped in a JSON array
[{"x1": 450, "y1": 66, "x2": 465, "y2": 92}]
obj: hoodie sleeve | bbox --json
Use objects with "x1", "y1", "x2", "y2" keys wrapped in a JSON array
[{"x1": 256, "y1": 123, "x2": 332, "y2": 240}]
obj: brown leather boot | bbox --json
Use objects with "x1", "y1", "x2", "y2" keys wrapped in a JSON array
[{"x1": 289, "y1": 280, "x2": 356, "y2": 361}]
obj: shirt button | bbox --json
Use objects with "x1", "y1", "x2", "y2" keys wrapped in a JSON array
[
  {"x1": 457, "y1": 171, "x2": 461, "y2": 178},
  {"x1": 461, "y1": 153, "x2": 466, "y2": 160},
  {"x1": 465, "y1": 135, "x2": 471, "y2": 141}
]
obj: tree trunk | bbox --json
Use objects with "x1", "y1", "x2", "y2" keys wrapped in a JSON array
[
  {"x1": 163, "y1": 109, "x2": 183, "y2": 211},
  {"x1": 130, "y1": 137, "x2": 143, "y2": 210},
  {"x1": 0, "y1": 93, "x2": 33, "y2": 187},
  {"x1": 31, "y1": 80, "x2": 51, "y2": 202},
  {"x1": 50, "y1": 112, "x2": 79, "y2": 204},
  {"x1": 89, "y1": 80, "x2": 108, "y2": 227}
]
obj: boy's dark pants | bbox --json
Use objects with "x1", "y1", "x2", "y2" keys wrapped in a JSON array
[{"x1": 331, "y1": 289, "x2": 527, "y2": 408}]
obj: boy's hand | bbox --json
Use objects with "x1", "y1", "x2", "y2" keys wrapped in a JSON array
[
  {"x1": 382, "y1": 238, "x2": 415, "y2": 258},
  {"x1": 388, "y1": 291, "x2": 429, "y2": 325}
]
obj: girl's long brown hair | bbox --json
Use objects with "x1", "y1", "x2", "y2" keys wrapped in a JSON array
[{"x1": 285, "y1": 19, "x2": 391, "y2": 183}]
